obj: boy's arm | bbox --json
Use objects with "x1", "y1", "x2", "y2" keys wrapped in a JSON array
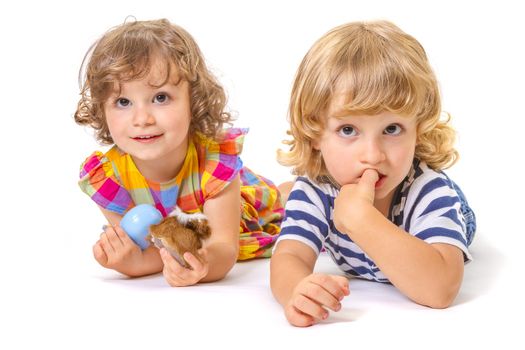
[
  {"x1": 270, "y1": 240, "x2": 318, "y2": 305},
  {"x1": 95, "y1": 207, "x2": 164, "y2": 277},
  {"x1": 341, "y1": 208, "x2": 463, "y2": 308},
  {"x1": 334, "y1": 170, "x2": 464, "y2": 308},
  {"x1": 271, "y1": 240, "x2": 349, "y2": 327}
]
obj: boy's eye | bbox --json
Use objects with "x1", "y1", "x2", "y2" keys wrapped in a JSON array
[
  {"x1": 154, "y1": 93, "x2": 169, "y2": 104},
  {"x1": 116, "y1": 98, "x2": 130, "y2": 107},
  {"x1": 384, "y1": 124, "x2": 402, "y2": 135},
  {"x1": 338, "y1": 125, "x2": 357, "y2": 137}
]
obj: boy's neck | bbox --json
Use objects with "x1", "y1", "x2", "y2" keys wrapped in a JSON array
[{"x1": 374, "y1": 190, "x2": 395, "y2": 217}]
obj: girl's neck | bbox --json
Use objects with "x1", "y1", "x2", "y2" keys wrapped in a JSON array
[{"x1": 131, "y1": 141, "x2": 189, "y2": 183}]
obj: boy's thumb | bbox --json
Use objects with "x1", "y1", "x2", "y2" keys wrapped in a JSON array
[{"x1": 359, "y1": 169, "x2": 379, "y2": 188}]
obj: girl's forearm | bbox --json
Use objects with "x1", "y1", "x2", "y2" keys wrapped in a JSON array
[
  {"x1": 200, "y1": 241, "x2": 238, "y2": 282},
  {"x1": 119, "y1": 246, "x2": 164, "y2": 277}
]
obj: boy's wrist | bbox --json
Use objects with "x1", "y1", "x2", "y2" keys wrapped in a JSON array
[{"x1": 338, "y1": 204, "x2": 379, "y2": 236}]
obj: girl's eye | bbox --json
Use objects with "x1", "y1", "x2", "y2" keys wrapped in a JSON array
[
  {"x1": 338, "y1": 125, "x2": 357, "y2": 137},
  {"x1": 154, "y1": 94, "x2": 169, "y2": 104},
  {"x1": 384, "y1": 124, "x2": 403, "y2": 135},
  {"x1": 116, "y1": 98, "x2": 130, "y2": 107}
]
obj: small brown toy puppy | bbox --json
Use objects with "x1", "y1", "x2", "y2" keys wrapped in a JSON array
[{"x1": 147, "y1": 207, "x2": 211, "y2": 268}]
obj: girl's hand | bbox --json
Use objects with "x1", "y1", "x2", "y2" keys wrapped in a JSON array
[
  {"x1": 284, "y1": 273, "x2": 349, "y2": 327},
  {"x1": 333, "y1": 169, "x2": 379, "y2": 234},
  {"x1": 160, "y1": 248, "x2": 209, "y2": 287},
  {"x1": 93, "y1": 225, "x2": 145, "y2": 276}
]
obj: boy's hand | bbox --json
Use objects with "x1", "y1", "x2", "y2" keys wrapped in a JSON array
[
  {"x1": 93, "y1": 225, "x2": 145, "y2": 276},
  {"x1": 333, "y1": 169, "x2": 379, "y2": 234},
  {"x1": 160, "y1": 248, "x2": 209, "y2": 287},
  {"x1": 285, "y1": 274, "x2": 349, "y2": 327}
]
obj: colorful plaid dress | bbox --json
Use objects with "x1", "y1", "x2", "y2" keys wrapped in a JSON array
[{"x1": 79, "y1": 128, "x2": 283, "y2": 260}]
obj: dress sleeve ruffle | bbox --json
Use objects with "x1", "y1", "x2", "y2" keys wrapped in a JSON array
[
  {"x1": 78, "y1": 151, "x2": 132, "y2": 215},
  {"x1": 198, "y1": 128, "x2": 247, "y2": 199}
]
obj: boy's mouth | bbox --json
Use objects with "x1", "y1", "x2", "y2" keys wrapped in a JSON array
[{"x1": 375, "y1": 173, "x2": 387, "y2": 188}]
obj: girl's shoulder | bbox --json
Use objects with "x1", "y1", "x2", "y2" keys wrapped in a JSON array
[
  {"x1": 77, "y1": 146, "x2": 133, "y2": 214},
  {"x1": 193, "y1": 127, "x2": 248, "y2": 157},
  {"x1": 79, "y1": 146, "x2": 123, "y2": 181},
  {"x1": 192, "y1": 128, "x2": 248, "y2": 199}
]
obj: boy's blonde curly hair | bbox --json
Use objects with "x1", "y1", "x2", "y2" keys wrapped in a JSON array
[
  {"x1": 278, "y1": 20, "x2": 458, "y2": 180},
  {"x1": 75, "y1": 18, "x2": 232, "y2": 144}
]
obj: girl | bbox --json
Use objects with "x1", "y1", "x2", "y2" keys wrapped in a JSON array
[
  {"x1": 271, "y1": 20, "x2": 476, "y2": 326},
  {"x1": 75, "y1": 19, "x2": 283, "y2": 286}
]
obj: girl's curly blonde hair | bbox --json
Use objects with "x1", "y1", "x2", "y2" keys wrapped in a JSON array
[
  {"x1": 278, "y1": 20, "x2": 458, "y2": 180},
  {"x1": 74, "y1": 18, "x2": 232, "y2": 144}
]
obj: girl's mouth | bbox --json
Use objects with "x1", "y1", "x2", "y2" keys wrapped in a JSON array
[{"x1": 131, "y1": 134, "x2": 162, "y2": 143}]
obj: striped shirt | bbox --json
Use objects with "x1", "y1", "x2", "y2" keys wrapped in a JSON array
[{"x1": 276, "y1": 160, "x2": 475, "y2": 282}]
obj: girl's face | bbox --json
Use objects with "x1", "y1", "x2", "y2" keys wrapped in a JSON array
[
  {"x1": 104, "y1": 64, "x2": 192, "y2": 181},
  {"x1": 314, "y1": 93, "x2": 418, "y2": 210}
]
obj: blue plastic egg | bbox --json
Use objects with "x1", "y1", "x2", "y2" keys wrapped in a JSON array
[{"x1": 120, "y1": 204, "x2": 163, "y2": 250}]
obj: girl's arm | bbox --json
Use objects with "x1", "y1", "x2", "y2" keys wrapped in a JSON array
[
  {"x1": 199, "y1": 174, "x2": 241, "y2": 282},
  {"x1": 95, "y1": 207, "x2": 164, "y2": 277},
  {"x1": 334, "y1": 170, "x2": 464, "y2": 308},
  {"x1": 271, "y1": 240, "x2": 349, "y2": 327}
]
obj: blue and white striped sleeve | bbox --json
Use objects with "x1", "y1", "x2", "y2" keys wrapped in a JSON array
[
  {"x1": 274, "y1": 178, "x2": 330, "y2": 255},
  {"x1": 404, "y1": 175, "x2": 472, "y2": 261}
]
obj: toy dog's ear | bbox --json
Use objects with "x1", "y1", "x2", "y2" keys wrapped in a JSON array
[{"x1": 186, "y1": 219, "x2": 211, "y2": 240}]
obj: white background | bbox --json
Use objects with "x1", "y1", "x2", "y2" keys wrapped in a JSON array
[{"x1": 0, "y1": 0, "x2": 523, "y2": 348}]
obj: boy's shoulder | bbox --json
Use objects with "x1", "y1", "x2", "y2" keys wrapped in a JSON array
[
  {"x1": 408, "y1": 161, "x2": 453, "y2": 191},
  {"x1": 400, "y1": 160, "x2": 460, "y2": 211},
  {"x1": 294, "y1": 176, "x2": 338, "y2": 196}
]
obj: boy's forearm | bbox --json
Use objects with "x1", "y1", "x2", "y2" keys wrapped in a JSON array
[
  {"x1": 345, "y1": 208, "x2": 463, "y2": 307},
  {"x1": 200, "y1": 241, "x2": 238, "y2": 282},
  {"x1": 270, "y1": 252, "x2": 312, "y2": 306}
]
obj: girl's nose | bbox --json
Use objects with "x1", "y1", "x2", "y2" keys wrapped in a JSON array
[
  {"x1": 132, "y1": 105, "x2": 155, "y2": 126},
  {"x1": 359, "y1": 137, "x2": 386, "y2": 165}
]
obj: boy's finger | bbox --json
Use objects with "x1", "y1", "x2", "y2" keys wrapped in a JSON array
[
  {"x1": 311, "y1": 274, "x2": 348, "y2": 302},
  {"x1": 285, "y1": 305, "x2": 315, "y2": 327},
  {"x1": 293, "y1": 294, "x2": 329, "y2": 321},
  {"x1": 331, "y1": 275, "x2": 351, "y2": 295},
  {"x1": 359, "y1": 168, "x2": 379, "y2": 188}
]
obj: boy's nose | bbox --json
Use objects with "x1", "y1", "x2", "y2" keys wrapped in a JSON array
[
  {"x1": 132, "y1": 106, "x2": 155, "y2": 126},
  {"x1": 359, "y1": 138, "x2": 386, "y2": 165}
]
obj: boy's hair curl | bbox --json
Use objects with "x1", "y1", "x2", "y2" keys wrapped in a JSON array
[
  {"x1": 278, "y1": 20, "x2": 458, "y2": 179},
  {"x1": 74, "y1": 18, "x2": 232, "y2": 144}
]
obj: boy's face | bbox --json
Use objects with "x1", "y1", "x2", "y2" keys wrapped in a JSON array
[
  {"x1": 314, "y1": 93, "x2": 417, "y2": 207},
  {"x1": 104, "y1": 63, "x2": 192, "y2": 180}
]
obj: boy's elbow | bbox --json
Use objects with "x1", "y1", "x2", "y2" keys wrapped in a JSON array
[
  {"x1": 421, "y1": 285, "x2": 460, "y2": 309},
  {"x1": 425, "y1": 295, "x2": 454, "y2": 309}
]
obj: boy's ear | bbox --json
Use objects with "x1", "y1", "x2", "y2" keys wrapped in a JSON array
[{"x1": 311, "y1": 138, "x2": 321, "y2": 151}]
